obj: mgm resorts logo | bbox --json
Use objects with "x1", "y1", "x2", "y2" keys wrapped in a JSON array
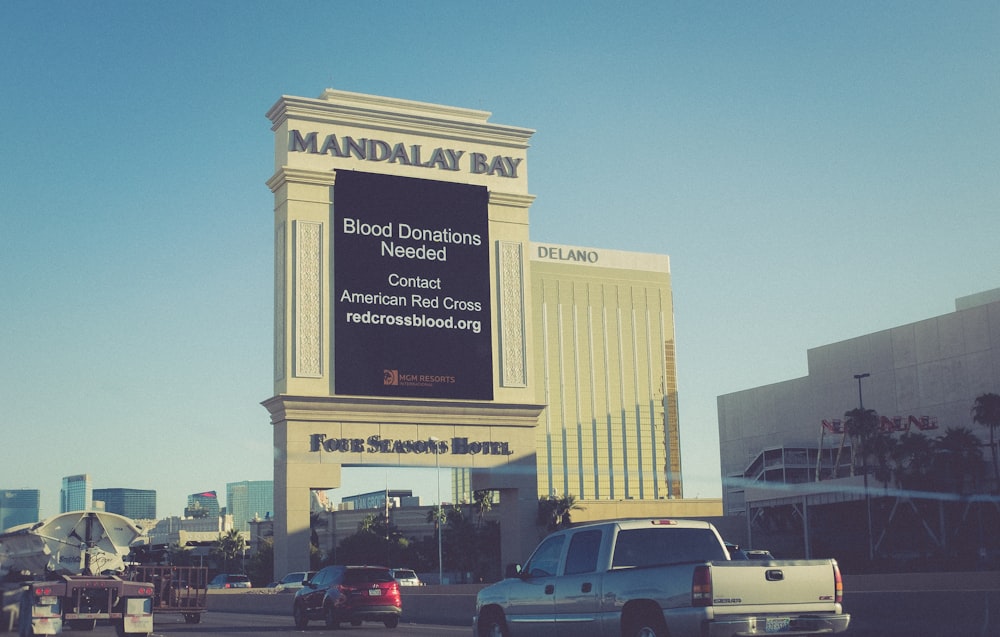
[{"x1": 384, "y1": 369, "x2": 456, "y2": 388}]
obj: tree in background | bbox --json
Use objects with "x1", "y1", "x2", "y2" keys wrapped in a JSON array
[
  {"x1": 934, "y1": 426, "x2": 984, "y2": 494},
  {"x1": 844, "y1": 408, "x2": 880, "y2": 479},
  {"x1": 471, "y1": 489, "x2": 496, "y2": 528},
  {"x1": 245, "y1": 537, "x2": 273, "y2": 586},
  {"x1": 869, "y1": 430, "x2": 897, "y2": 489},
  {"x1": 212, "y1": 528, "x2": 247, "y2": 573},
  {"x1": 971, "y1": 392, "x2": 1000, "y2": 490},
  {"x1": 167, "y1": 543, "x2": 195, "y2": 566},
  {"x1": 536, "y1": 494, "x2": 583, "y2": 534},
  {"x1": 333, "y1": 513, "x2": 409, "y2": 568},
  {"x1": 892, "y1": 432, "x2": 935, "y2": 492}
]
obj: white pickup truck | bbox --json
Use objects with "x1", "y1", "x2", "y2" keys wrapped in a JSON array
[{"x1": 473, "y1": 518, "x2": 849, "y2": 637}]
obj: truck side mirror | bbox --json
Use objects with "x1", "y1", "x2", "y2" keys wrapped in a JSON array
[{"x1": 504, "y1": 563, "x2": 522, "y2": 579}]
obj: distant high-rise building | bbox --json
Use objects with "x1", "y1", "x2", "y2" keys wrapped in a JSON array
[
  {"x1": 0, "y1": 489, "x2": 40, "y2": 531},
  {"x1": 185, "y1": 491, "x2": 219, "y2": 519},
  {"x1": 92, "y1": 488, "x2": 156, "y2": 520},
  {"x1": 60, "y1": 474, "x2": 92, "y2": 513},
  {"x1": 227, "y1": 481, "x2": 273, "y2": 532}
]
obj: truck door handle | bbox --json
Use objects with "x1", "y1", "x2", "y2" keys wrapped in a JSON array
[
  {"x1": 765, "y1": 569, "x2": 784, "y2": 582},
  {"x1": 581, "y1": 582, "x2": 592, "y2": 593},
  {"x1": 545, "y1": 584, "x2": 555, "y2": 595}
]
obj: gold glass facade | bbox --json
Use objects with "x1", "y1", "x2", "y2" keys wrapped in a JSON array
[{"x1": 529, "y1": 244, "x2": 682, "y2": 500}]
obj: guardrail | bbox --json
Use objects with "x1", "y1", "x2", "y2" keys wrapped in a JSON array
[
  {"x1": 206, "y1": 584, "x2": 480, "y2": 626},
  {"x1": 205, "y1": 573, "x2": 1000, "y2": 633}
]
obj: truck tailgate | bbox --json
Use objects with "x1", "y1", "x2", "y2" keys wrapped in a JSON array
[{"x1": 708, "y1": 561, "x2": 839, "y2": 610}]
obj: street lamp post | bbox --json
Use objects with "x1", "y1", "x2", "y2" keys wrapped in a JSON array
[
  {"x1": 853, "y1": 372, "x2": 874, "y2": 561},
  {"x1": 430, "y1": 437, "x2": 443, "y2": 585},
  {"x1": 854, "y1": 373, "x2": 870, "y2": 409}
]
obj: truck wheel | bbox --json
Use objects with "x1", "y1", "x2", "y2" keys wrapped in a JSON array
[
  {"x1": 624, "y1": 611, "x2": 668, "y2": 637},
  {"x1": 293, "y1": 603, "x2": 309, "y2": 629},
  {"x1": 17, "y1": 595, "x2": 34, "y2": 637},
  {"x1": 383, "y1": 615, "x2": 399, "y2": 628},
  {"x1": 477, "y1": 609, "x2": 510, "y2": 637},
  {"x1": 17, "y1": 618, "x2": 34, "y2": 637}
]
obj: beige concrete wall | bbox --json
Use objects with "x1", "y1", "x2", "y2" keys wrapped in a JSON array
[{"x1": 569, "y1": 498, "x2": 723, "y2": 523}]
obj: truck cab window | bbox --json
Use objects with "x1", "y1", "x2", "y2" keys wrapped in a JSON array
[
  {"x1": 524, "y1": 535, "x2": 565, "y2": 577},
  {"x1": 564, "y1": 529, "x2": 602, "y2": 575}
]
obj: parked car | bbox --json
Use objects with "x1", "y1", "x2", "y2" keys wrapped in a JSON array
[
  {"x1": 274, "y1": 570, "x2": 316, "y2": 592},
  {"x1": 207, "y1": 573, "x2": 252, "y2": 589},
  {"x1": 390, "y1": 568, "x2": 421, "y2": 586},
  {"x1": 292, "y1": 565, "x2": 401, "y2": 629}
]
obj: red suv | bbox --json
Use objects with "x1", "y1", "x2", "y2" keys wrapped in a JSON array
[{"x1": 292, "y1": 565, "x2": 401, "y2": 629}]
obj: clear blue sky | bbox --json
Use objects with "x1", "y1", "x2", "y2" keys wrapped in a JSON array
[{"x1": 2, "y1": 2, "x2": 997, "y2": 520}]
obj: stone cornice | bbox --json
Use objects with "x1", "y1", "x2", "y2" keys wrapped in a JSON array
[
  {"x1": 261, "y1": 394, "x2": 544, "y2": 428},
  {"x1": 266, "y1": 92, "x2": 534, "y2": 150},
  {"x1": 489, "y1": 191, "x2": 536, "y2": 209},
  {"x1": 266, "y1": 167, "x2": 337, "y2": 193}
]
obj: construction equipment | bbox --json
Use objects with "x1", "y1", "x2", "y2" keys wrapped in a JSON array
[{"x1": 0, "y1": 511, "x2": 155, "y2": 636}]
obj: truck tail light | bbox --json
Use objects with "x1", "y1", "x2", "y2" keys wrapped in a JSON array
[
  {"x1": 692, "y1": 565, "x2": 713, "y2": 607},
  {"x1": 832, "y1": 560, "x2": 843, "y2": 605}
]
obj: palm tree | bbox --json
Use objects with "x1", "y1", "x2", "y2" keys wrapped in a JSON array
[
  {"x1": 844, "y1": 408, "x2": 880, "y2": 478},
  {"x1": 536, "y1": 494, "x2": 583, "y2": 533},
  {"x1": 869, "y1": 430, "x2": 897, "y2": 489},
  {"x1": 892, "y1": 432, "x2": 935, "y2": 491},
  {"x1": 934, "y1": 427, "x2": 984, "y2": 494},
  {"x1": 844, "y1": 407, "x2": 879, "y2": 561},
  {"x1": 971, "y1": 392, "x2": 1000, "y2": 490},
  {"x1": 471, "y1": 489, "x2": 495, "y2": 529},
  {"x1": 212, "y1": 528, "x2": 247, "y2": 573}
]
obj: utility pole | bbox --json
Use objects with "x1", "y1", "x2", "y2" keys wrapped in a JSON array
[
  {"x1": 854, "y1": 372, "x2": 874, "y2": 561},
  {"x1": 430, "y1": 437, "x2": 443, "y2": 585}
]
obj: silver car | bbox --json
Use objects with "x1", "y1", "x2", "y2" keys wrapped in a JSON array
[
  {"x1": 390, "y1": 568, "x2": 421, "y2": 586},
  {"x1": 275, "y1": 570, "x2": 316, "y2": 592}
]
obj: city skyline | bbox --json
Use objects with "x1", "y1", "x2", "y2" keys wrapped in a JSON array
[{"x1": 2, "y1": 3, "x2": 997, "y2": 518}]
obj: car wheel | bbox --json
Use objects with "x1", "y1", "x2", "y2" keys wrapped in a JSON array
[
  {"x1": 383, "y1": 615, "x2": 399, "y2": 629},
  {"x1": 293, "y1": 603, "x2": 309, "y2": 629},
  {"x1": 477, "y1": 610, "x2": 509, "y2": 637},
  {"x1": 624, "y1": 610, "x2": 668, "y2": 637},
  {"x1": 324, "y1": 605, "x2": 341, "y2": 630}
]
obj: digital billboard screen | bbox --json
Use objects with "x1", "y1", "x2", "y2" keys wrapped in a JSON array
[{"x1": 333, "y1": 171, "x2": 493, "y2": 400}]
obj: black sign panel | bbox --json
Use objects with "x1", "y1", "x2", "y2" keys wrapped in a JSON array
[{"x1": 333, "y1": 171, "x2": 493, "y2": 400}]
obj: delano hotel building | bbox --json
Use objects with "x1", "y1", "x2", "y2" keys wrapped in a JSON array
[
  {"x1": 529, "y1": 243, "x2": 681, "y2": 501},
  {"x1": 451, "y1": 243, "x2": 683, "y2": 506}
]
